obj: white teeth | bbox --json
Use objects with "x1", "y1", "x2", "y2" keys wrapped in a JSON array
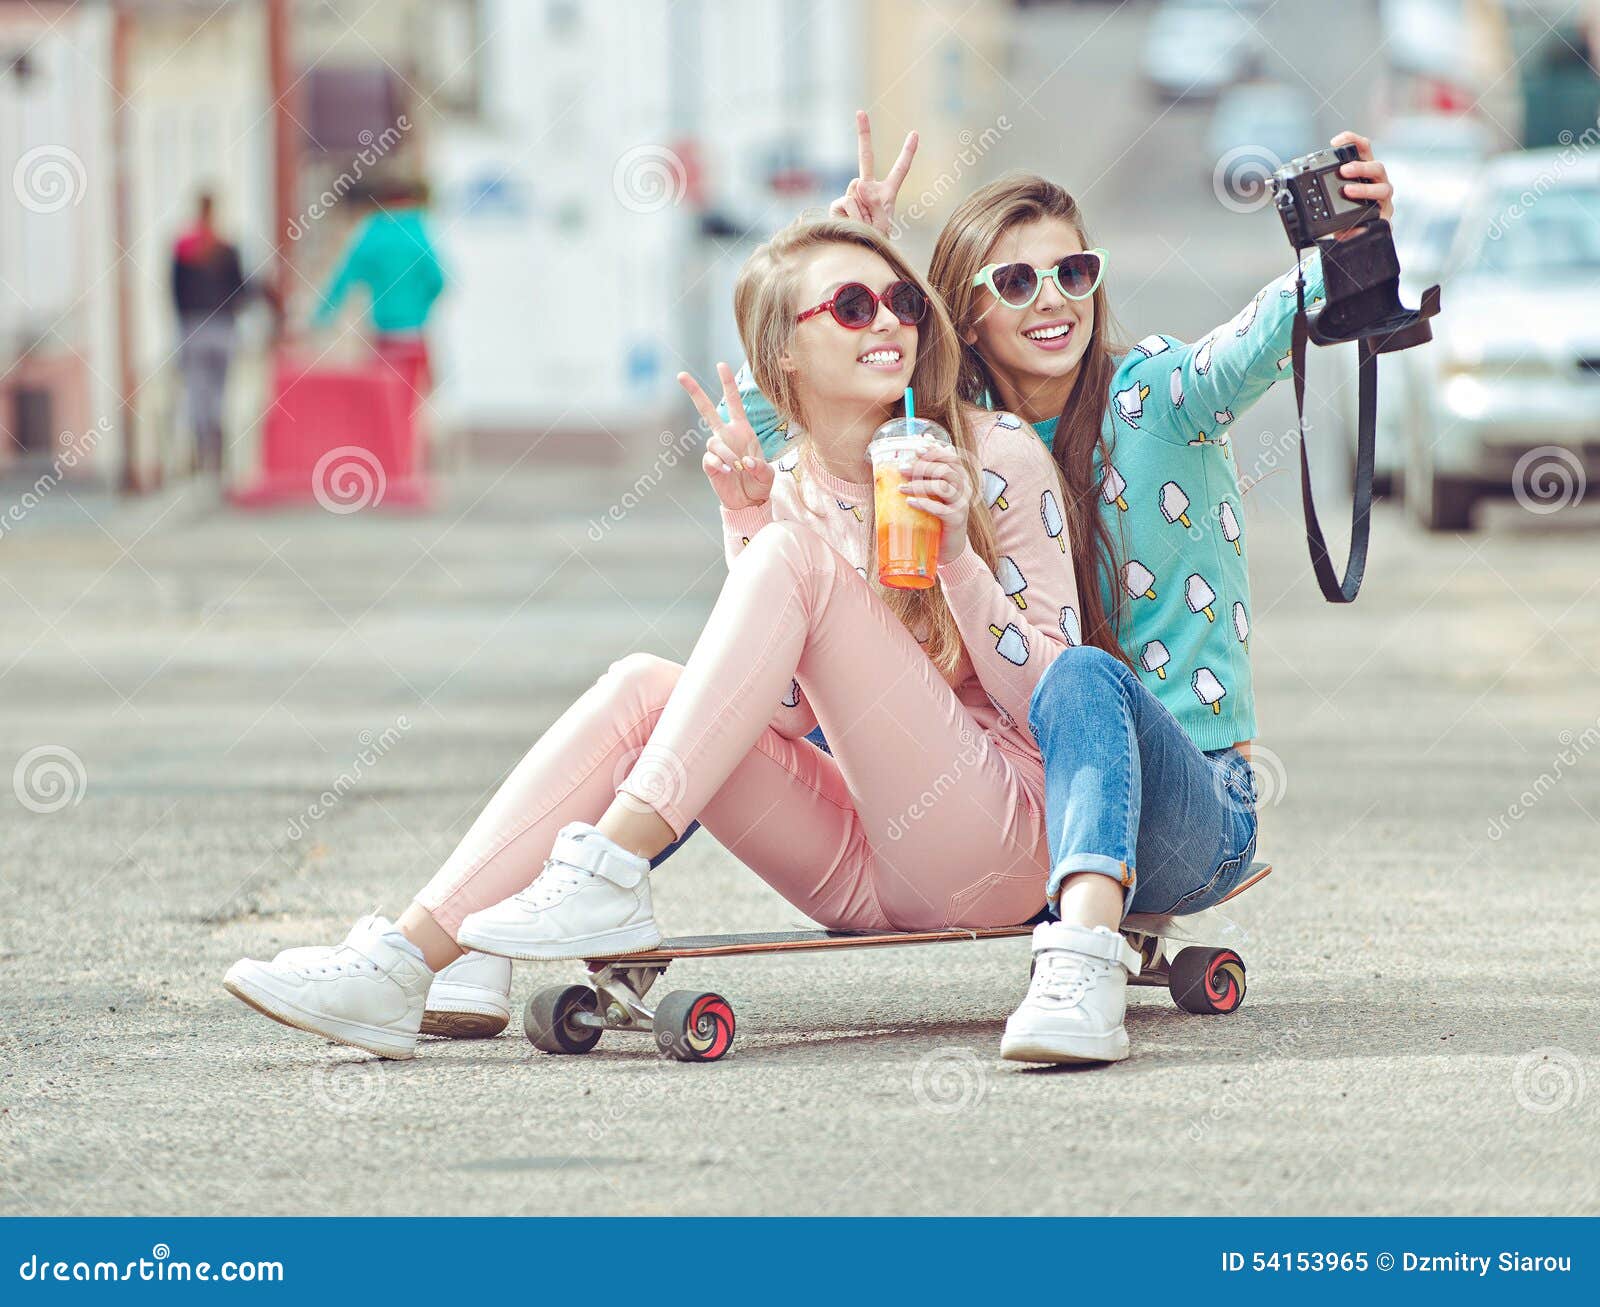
[
  {"x1": 1025, "y1": 323, "x2": 1072, "y2": 341},
  {"x1": 859, "y1": 350, "x2": 901, "y2": 364}
]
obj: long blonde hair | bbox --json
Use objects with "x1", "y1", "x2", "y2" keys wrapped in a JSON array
[
  {"x1": 928, "y1": 174, "x2": 1132, "y2": 666},
  {"x1": 733, "y1": 216, "x2": 1000, "y2": 676}
]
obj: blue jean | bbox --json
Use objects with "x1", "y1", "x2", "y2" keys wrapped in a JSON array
[{"x1": 1028, "y1": 646, "x2": 1258, "y2": 917}]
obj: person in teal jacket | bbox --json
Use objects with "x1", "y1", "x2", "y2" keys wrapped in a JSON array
[
  {"x1": 718, "y1": 116, "x2": 1395, "y2": 1064},
  {"x1": 312, "y1": 181, "x2": 446, "y2": 336}
]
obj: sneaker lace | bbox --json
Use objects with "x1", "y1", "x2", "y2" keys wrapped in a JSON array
[
  {"x1": 1032, "y1": 949, "x2": 1100, "y2": 1006},
  {"x1": 512, "y1": 857, "x2": 591, "y2": 909},
  {"x1": 305, "y1": 941, "x2": 382, "y2": 978},
  {"x1": 303, "y1": 913, "x2": 387, "y2": 978}
]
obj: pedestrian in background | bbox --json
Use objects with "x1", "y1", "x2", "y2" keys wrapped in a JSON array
[
  {"x1": 311, "y1": 178, "x2": 446, "y2": 406},
  {"x1": 171, "y1": 192, "x2": 270, "y2": 476}
]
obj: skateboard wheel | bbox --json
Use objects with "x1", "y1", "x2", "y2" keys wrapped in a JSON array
[
  {"x1": 1169, "y1": 946, "x2": 1246, "y2": 1015},
  {"x1": 524, "y1": 984, "x2": 602, "y2": 1054},
  {"x1": 653, "y1": 990, "x2": 735, "y2": 1062}
]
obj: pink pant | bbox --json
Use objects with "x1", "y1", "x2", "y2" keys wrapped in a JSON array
[{"x1": 416, "y1": 522, "x2": 1049, "y2": 935}]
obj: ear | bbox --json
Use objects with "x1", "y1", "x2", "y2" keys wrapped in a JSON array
[
  {"x1": 960, "y1": 325, "x2": 978, "y2": 347},
  {"x1": 778, "y1": 352, "x2": 799, "y2": 374}
]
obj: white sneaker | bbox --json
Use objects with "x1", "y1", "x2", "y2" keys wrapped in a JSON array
[
  {"x1": 223, "y1": 916, "x2": 433, "y2": 1059},
  {"x1": 456, "y1": 821, "x2": 661, "y2": 961},
  {"x1": 419, "y1": 950, "x2": 513, "y2": 1038},
  {"x1": 1000, "y1": 922, "x2": 1142, "y2": 1065},
  {"x1": 273, "y1": 930, "x2": 512, "y2": 1039}
]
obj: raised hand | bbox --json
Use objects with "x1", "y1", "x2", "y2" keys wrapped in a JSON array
[
  {"x1": 827, "y1": 110, "x2": 919, "y2": 236},
  {"x1": 678, "y1": 362, "x2": 776, "y2": 511},
  {"x1": 1330, "y1": 131, "x2": 1395, "y2": 225}
]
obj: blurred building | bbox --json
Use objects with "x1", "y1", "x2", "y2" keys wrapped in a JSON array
[
  {"x1": 425, "y1": 0, "x2": 1006, "y2": 453},
  {"x1": 1381, "y1": 0, "x2": 1600, "y2": 149},
  {"x1": 2, "y1": 0, "x2": 1010, "y2": 494},
  {"x1": 0, "y1": 1, "x2": 118, "y2": 485}
]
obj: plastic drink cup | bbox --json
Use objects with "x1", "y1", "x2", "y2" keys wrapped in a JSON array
[{"x1": 870, "y1": 415, "x2": 951, "y2": 589}]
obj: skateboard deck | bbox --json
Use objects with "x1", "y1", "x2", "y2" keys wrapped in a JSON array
[
  {"x1": 618, "y1": 859, "x2": 1272, "y2": 962},
  {"x1": 522, "y1": 861, "x2": 1272, "y2": 1062}
]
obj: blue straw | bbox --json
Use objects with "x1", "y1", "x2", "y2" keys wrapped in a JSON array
[{"x1": 904, "y1": 387, "x2": 915, "y2": 432}]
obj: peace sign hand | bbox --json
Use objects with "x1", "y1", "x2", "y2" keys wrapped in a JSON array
[
  {"x1": 827, "y1": 110, "x2": 918, "y2": 237},
  {"x1": 678, "y1": 362, "x2": 776, "y2": 511}
]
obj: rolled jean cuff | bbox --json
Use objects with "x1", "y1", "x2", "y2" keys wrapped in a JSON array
[{"x1": 1048, "y1": 854, "x2": 1136, "y2": 914}]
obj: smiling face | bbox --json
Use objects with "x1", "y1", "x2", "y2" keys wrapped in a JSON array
[
  {"x1": 964, "y1": 216, "x2": 1096, "y2": 411},
  {"x1": 784, "y1": 243, "x2": 918, "y2": 431}
]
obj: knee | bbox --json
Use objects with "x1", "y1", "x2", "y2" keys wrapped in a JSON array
[
  {"x1": 1029, "y1": 645, "x2": 1129, "y2": 731},
  {"x1": 604, "y1": 652, "x2": 682, "y2": 708},
  {"x1": 735, "y1": 520, "x2": 836, "y2": 579}
]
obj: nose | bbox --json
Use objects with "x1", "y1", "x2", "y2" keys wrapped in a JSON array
[
  {"x1": 869, "y1": 295, "x2": 899, "y2": 332},
  {"x1": 1033, "y1": 271, "x2": 1067, "y2": 315}
]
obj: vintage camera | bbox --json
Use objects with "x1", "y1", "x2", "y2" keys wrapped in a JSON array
[
  {"x1": 1270, "y1": 145, "x2": 1439, "y2": 353},
  {"x1": 1267, "y1": 144, "x2": 1443, "y2": 605},
  {"x1": 1271, "y1": 144, "x2": 1377, "y2": 247}
]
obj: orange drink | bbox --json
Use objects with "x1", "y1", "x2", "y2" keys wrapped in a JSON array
[{"x1": 870, "y1": 417, "x2": 950, "y2": 590}]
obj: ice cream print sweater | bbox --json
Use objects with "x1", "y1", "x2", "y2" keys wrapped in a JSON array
[
  {"x1": 731, "y1": 253, "x2": 1326, "y2": 752},
  {"x1": 718, "y1": 408, "x2": 1082, "y2": 757}
]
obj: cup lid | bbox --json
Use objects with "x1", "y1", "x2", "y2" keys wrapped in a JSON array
[{"x1": 871, "y1": 415, "x2": 951, "y2": 446}]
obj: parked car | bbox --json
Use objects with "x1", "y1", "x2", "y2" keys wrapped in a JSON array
[
  {"x1": 1143, "y1": 1, "x2": 1263, "y2": 103},
  {"x1": 1206, "y1": 82, "x2": 1318, "y2": 202},
  {"x1": 1377, "y1": 113, "x2": 1495, "y2": 162},
  {"x1": 1351, "y1": 154, "x2": 1483, "y2": 497},
  {"x1": 1405, "y1": 150, "x2": 1600, "y2": 530}
]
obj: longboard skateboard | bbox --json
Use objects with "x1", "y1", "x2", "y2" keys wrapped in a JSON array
[{"x1": 523, "y1": 861, "x2": 1272, "y2": 1062}]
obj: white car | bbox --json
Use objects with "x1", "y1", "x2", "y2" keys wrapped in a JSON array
[
  {"x1": 1406, "y1": 150, "x2": 1600, "y2": 530},
  {"x1": 1355, "y1": 155, "x2": 1482, "y2": 496},
  {"x1": 1143, "y1": 1, "x2": 1263, "y2": 103}
]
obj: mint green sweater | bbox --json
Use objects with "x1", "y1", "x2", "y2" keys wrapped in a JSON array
[{"x1": 729, "y1": 253, "x2": 1324, "y2": 751}]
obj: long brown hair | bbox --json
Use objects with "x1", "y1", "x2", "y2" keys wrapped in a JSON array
[
  {"x1": 733, "y1": 215, "x2": 1001, "y2": 677},
  {"x1": 928, "y1": 174, "x2": 1131, "y2": 664}
]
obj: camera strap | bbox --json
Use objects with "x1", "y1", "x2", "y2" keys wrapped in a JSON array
[{"x1": 1292, "y1": 274, "x2": 1376, "y2": 603}]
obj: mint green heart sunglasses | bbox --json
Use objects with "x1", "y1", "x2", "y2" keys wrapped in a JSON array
[{"x1": 971, "y1": 248, "x2": 1109, "y2": 310}]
